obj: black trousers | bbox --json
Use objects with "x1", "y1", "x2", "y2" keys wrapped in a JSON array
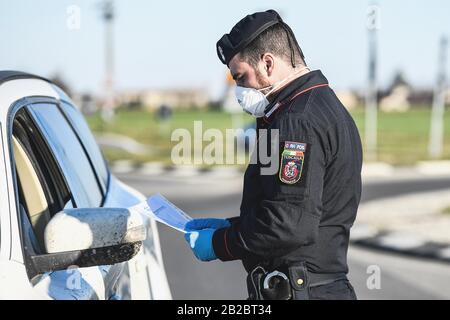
[{"x1": 294, "y1": 279, "x2": 357, "y2": 300}]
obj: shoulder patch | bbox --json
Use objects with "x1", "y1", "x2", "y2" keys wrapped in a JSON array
[{"x1": 279, "y1": 141, "x2": 307, "y2": 184}]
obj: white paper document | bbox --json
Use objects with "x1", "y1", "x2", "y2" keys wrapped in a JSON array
[{"x1": 129, "y1": 193, "x2": 193, "y2": 233}]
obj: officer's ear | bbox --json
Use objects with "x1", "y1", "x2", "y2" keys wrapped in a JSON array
[{"x1": 260, "y1": 53, "x2": 275, "y2": 77}]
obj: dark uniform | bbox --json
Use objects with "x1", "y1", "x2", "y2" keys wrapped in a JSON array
[{"x1": 213, "y1": 10, "x2": 362, "y2": 300}]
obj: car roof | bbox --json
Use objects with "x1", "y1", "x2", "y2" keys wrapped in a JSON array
[
  {"x1": 0, "y1": 70, "x2": 77, "y2": 121},
  {"x1": 0, "y1": 70, "x2": 50, "y2": 86}
]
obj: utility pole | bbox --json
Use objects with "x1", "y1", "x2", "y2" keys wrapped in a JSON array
[
  {"x1": 428, "y1": 36, "x2": 448, "y2": 159},
  {"x1": 365, "y1": 3, "x2": 380, "y2": 162},
  {"x1": 101, "y1": 0, "x2": 115, "y2": 121}
]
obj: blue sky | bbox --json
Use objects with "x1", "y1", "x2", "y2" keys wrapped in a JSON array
[{"x1": 0, "y1": 0, "x2": 449, "y2": 99}]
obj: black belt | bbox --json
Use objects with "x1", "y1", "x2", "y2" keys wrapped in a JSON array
[
  {"x1": 247, "y1": 262, "x2": 348, "y2": 300},
  {"x1": 280, "y1": 265, "x2": 348, "y2": 287}
]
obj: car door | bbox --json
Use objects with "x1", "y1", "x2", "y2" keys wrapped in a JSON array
[{"x1": 11, "y1": 101, "x2": 125, "y2": 299}]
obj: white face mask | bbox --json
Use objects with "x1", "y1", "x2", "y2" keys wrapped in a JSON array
[
  {"x1": 234, "y1": 66, "x2": 310, "y2": 118},
  {"x1": 235, "y1": 86, "x2": 269, "y2": 117}
]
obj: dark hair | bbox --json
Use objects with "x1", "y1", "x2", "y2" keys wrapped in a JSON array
[{"x1": 238, "y1": 23, "x2": 305, "y2": 69}]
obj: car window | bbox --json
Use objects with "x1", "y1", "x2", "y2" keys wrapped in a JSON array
[
  {"x1": 12, "y1": 108, "x2": 72, "y2": 254},
  {"x1": 60, "y1": 102, "x2": 109, "y2": 192},
  {"x1": 28, "y1": 103, "x2": 102, "y2": 208}
]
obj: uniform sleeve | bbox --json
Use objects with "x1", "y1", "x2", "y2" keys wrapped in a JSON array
[
  {"x1": 213, "y1": 119, "x2": 328, "y2": 261},
  {"x1": 226, "y1": 216, "x2": 240, "y2": 225}
]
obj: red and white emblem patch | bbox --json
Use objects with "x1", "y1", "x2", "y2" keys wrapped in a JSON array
[{"x1": 279, "y1": 141, "x2": 307, "y2": 184}]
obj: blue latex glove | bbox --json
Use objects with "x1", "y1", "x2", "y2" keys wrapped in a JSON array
[
  {"x1": 184, "y1": 229, "x2": 217, "y2": 261},
  {"x1": 185, "y1": 218, "x2": 231, "y2": 231}
]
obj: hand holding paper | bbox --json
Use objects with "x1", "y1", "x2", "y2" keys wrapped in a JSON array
[
  {"x1": 185, "y1": 218, "x2": 231, "y2": 231},
  {"x1": 184, "y1": 229, "x2": 217, "y2": 261},
  {"x1": 128, "y1": 194, "x2": 230, "y2": 262},
  {"x1": 129, "y1": 193, "x2": 193, "y2": 233}
]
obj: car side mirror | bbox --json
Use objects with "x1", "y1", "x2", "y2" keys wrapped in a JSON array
[{"x1": 26, "y1": 207, "x2": 146, "y2": 278}]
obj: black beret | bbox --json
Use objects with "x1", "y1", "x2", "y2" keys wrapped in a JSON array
[{"x1": 216, "y1": 9, "x2": 283, "y2": 65}]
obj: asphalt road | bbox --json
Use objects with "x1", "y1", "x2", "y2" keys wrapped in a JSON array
[{"x1": 117, "y1": 172, "x2": 450, "y2": 300}]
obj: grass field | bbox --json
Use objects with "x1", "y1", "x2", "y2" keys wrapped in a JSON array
[
  {"x1": 351, "y1": 108, "x2": 450, "y2": 164},
  {"x1": 86, "y1": 107, "x2": 450, "y2": 166},
  {"x1": 87, "y1": 109, "x2": 254, "y2": 164}
]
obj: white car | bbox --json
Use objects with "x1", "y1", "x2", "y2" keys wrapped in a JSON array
[{"x1": 0, "y1": 71, "x2": 172, "y2": 300}]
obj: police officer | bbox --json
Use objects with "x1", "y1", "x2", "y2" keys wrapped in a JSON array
[{"x1": 184, "y1": 9, "x2": 362, "y2": 300}]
